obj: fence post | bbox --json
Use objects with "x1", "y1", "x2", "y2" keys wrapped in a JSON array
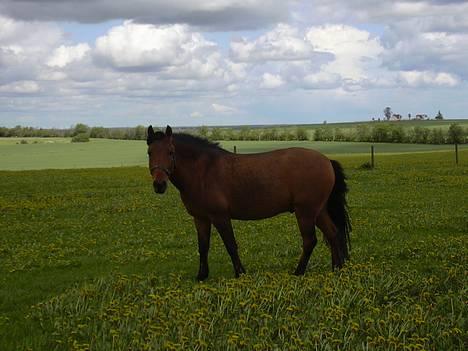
[
  {"x1": 371, "y1": 145, "x2": 375, "y2": 168},
  {"x1": 234, "y1": 145, "x2": 237, "y2": 154},
  {"x1": 455, "y1": 143, "x2": 458, "y2": 165}
]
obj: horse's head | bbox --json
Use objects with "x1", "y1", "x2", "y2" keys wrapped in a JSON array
[{"x1": 147, "y1": 125, "x2": 175, "y2": 194}]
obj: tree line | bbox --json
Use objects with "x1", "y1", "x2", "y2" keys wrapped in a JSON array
[{"x1": 1, "y1": 122, "x2": 466, "y2": 144}]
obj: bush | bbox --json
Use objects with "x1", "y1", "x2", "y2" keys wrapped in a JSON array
[
  {"x1": 447, "y1": 123, "x2": 465, "y2": 144},
  {"x1": 71, "y1": 133, "x2": 90, "y2": 143},
  {"x1": 20, "y1": 139, "x2": 28, "y2": 144}
]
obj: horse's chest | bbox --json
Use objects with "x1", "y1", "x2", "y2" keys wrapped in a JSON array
[{"x1": 179, "y1": 192, "x2": 220, "y2": 218}]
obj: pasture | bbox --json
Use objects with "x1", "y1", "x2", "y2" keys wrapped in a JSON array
[
  {"x1": 0, "y1": 137, "x2": 459, "y2": 170},
  {"x1": 0, "y1": 149, "x2": 467, "y2": 350}
]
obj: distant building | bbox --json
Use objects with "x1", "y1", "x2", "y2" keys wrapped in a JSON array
[
  {"x1": 390, "y1": 114, "x2": 402, "y2": 121},
  {"x1": 414, "y1": 114, "x2": 428, "y2": 120}
]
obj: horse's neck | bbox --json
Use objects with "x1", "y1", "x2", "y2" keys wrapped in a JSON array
[{"x1": 169, "y1": 143, "x2": 211, "y2": 193}]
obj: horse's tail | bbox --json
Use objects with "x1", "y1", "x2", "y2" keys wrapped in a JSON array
[{"x1": 327, "y1": 160, "x2": 352, "y2": 261}]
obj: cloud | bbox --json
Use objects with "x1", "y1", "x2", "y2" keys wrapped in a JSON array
[
  {"x1": 260, "y1": 73, "x2": 284, "y2": 89},
  {"x1": 0, "y1": 80, "x2": 40, "y2": 94},
  {"x1": 0, "y1": 0, "x2": 291, "y2": 31},
  {"x1": 305, "y1": 24, "x2": 383, "y2": 82},
  {"x1": 398, "y1": 71, "x2": 459, "y2": 87},
  {"x1": 230, "y1": 23, "x2": 330, "y2": 63},
  {"x1": 190, "y1": 111, "x2": 203, "y2": 118},
  {"x1": 212, "y1": 103, "x2": 237, "y2": 114},
  {"x1": 47, "y1": 43, "x2": 91, "y2": 68}
]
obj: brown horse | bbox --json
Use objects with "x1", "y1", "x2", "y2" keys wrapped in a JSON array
[{"x1": 147, "y1": 125, "x2": 351, "y2": 280}]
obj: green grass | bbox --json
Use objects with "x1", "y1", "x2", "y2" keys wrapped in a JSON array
[
  {"x1": 0, "y1": 137, "x2": 461, "y2": 170},
  {"x1": 240, "y1": 118, "x2": 468, "y2": 130},
  {"x1": 0, "y1": 151, "x2": 466, "y2": 350},
  {"x1": 0, "y1": 138, "x2": 147, "y2": 170}
]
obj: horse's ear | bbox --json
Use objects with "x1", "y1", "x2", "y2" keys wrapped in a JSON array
[
  {"x1": 165, "y1": 125, "x2": 172, "y2": 137},
  {"x1": 147, "y1": 125, "x2": 155, "y2": 145}
]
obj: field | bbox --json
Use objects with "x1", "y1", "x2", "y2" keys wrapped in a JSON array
[
  {"x1": 0, "y1": 148, "x2": 466, "y2": 350},
  {"x1": 0, "y1": 137, "x2": 460, "y2": 170}
]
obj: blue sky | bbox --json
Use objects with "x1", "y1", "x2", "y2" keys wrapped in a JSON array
[{"x1": 1, "y1": 0, "x2": 467, "y2": 128}]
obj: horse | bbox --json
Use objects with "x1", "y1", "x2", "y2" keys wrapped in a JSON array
[{"x1": 147, "y1": 125, "x2": 351, "y2": 280}]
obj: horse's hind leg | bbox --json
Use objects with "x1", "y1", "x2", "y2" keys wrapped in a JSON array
[
  {"x1": 213, "y1": 218, "x2": 246, "y2": 278},
  {"x1": 194, "y1": 217, "x2": 212, "y2": 281},
  {"x1": 294, "y1": 208, "x2": 318, "y2": 275},
  {"x1": 317, "y1": 210, "x2": 343, "y2": 269}
]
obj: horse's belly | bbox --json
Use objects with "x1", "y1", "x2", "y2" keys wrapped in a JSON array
[{"x1": 229, "y1": 195, "x2": 293, "y2": 220}]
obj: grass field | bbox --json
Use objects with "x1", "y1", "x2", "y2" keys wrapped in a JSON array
[
  {"x1": 0, "y1": 150, "x2": 466, "y2": 350},
  {"x1": 0, "y1": 137, "x2": 461, "y2": 170}
]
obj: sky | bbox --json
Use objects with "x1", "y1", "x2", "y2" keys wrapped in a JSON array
[{"x1": 1, "y1": 0, "x2": 468, "y2": 128}]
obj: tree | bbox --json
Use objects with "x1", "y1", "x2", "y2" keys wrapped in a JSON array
[
  {"x1": 134, "y1": 125, "x2": 146, "y2": 140},
  {"x1": 295, "y1": 127, "x2": 308, "y2": 141},
  {"x1": 448, "y1": 123, "x2": 464, "y2": 144},
  {"x1": 90, "y1": 127, "x2": 107, "y2": 138},
  {"x1": 384, "y1": 107, "x2": 392, "y2": 120},
  {"x1": 71, "y1": 133, "x2": 90, "y2": 142},
  {"x1": 72, "y1": 123, "x2": 90, "y2": 136},
  {"x1": 210, "y1": 128, "x2": 224, "y2": 141},
  {"x1": 198, "y1": 126, "x2": 209, "y2": 139},
  {"x1": 435, "y1": 110, "x2": 444, "y2": 120}
]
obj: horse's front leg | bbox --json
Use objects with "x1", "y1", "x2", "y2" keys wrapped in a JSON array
[
  {"x1": 194, "y1": 217, "x2": 211, "y2": 281},
  {"x1": 213, "y1": 218, "x2": 246, "y2": 278}
]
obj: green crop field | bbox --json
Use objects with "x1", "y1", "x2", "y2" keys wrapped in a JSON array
[
  {"x1": 0, "y1": 137, "x2": 461, "y2": 170},
  {"x1": 0, "y1": 150, "x2": 466, "y2": 350}
]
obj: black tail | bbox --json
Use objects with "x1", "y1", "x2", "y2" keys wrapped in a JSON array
[{"x1": 328, "y1": 160, "x2": 352, "y2": 262}]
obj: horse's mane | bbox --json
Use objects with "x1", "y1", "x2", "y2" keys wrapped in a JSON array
[{"x1": 173, "y1": 133, "x2": 228, "y2": 153}]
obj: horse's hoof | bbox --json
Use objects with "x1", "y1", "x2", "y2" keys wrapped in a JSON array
[{"x1": 197, "y1": 273, "x2": 208, "y2": 281}]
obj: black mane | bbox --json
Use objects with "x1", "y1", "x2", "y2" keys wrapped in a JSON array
[{"x1": 173, "y1": 133, "x2": 227, "y2": 153}]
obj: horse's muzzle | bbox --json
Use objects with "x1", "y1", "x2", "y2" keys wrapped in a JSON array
[{"x1": 153, "y1": 180, "x2": 167, "y2": 194}]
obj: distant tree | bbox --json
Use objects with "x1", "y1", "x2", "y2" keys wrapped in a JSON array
[
  {"x1": 134, "y1": 125, "x2": 146, "y2": 140},
  {"x1": 72, "y1": 123, "x2": 90, "y2": 136},
  {"x1": 429, "y1": 128, "x2": 445, "y2": 144},
  {"x1": 71, "y1": 133, "x2": 90, "y2": 142},
  {"x1": 372, "y1": 125, "x2": 391, "y2": 142},
  {"x1": 384, "y1": 107, "x2": 392, "y2": 120},
  {"x1": 263, "y1": 128, "x2": 279, "y2": 141},
  {"x1": 295, "y1": 127, "x2": 308, "y2": 141},
  {"x1": 355, "y1": 124, "x2": 371, "y2": 142},
  {"x1": 334, "y1": 128, "x2": 346, "y2": 141},
  {"x1": 198, "y1": 126, "x2": 209, "y2": 139},
  {"x1": 314, "y1": 127, "x2": 333, "y2": 141},
  {"x1": 238, "y1": 127, "x2": 251, "y2": 140},
  {"x1": 390, "y1": 125, "x2": 406, "y2": 143},
  {"x1": 448, "y1": 123, "x2": 464, "y2": 144},
  {"x1": 210, "y1": 128, "x2": 224, "y2": 141},
  {"x1": 435, "y1": 110, "x2": 444, "y2": 120},
  {"x1": 408, "y1": 113, "x2": 411, "y2": 120},
  {"x1": 90, "y1": 127, "x2": 107, "y2": 138},
  {"x1": 412, "y1": 126, "x2": 430, "y2": 144}
]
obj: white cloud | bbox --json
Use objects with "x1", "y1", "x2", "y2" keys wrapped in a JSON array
[
  {"x1": 399, "y1": 71, "x2": 459, "y2": 87},
  {"x1": 305, "y1": 24, "x2": 383, "y2": 82},
  {"x1": 230, "y1": 23, "x2": 326, "y2": 62},
  {"x1": 260, "y1": 73, "x2": 284, "y2": 89},
  {"x1": 190, "y1": 111, "x2": 203, "y2": 118},
  {"x1": 47, "y1": 43, "x2": 90, "y2": 68},
  {"x1": 212, "y1": 103, "x2": 237, "y2": 114},
  {"x1": 0, "y1": 80, "x2": 40, "y2": 94}
]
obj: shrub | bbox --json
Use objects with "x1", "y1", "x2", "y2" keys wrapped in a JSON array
[
  {"x1": 71, "y1": 133, "x2": 90, "y2": 143},
  {"x1": 20, "y1": 139, "x2": 28, "y2": 144},
  {"x1": 447, "y1": 123, "x2": 465, "y2": 144}
]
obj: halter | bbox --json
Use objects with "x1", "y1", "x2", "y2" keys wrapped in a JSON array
[{"x1": 149, "y1": 153, "x2": 176, "y2": 177}]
